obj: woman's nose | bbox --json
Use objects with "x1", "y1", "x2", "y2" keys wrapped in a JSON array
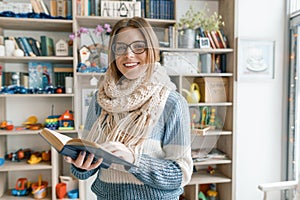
[{"x1": 124, "y1": 47, "x2": 135, "y2": 57}]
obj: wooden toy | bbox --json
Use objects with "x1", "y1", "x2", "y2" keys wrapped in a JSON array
[{"x1": 58, "y1": 110, "x2": 74, "y2": 130}]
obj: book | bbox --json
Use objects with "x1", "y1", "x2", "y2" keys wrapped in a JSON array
[
  {"x1": 0, "y1": 65, "x2": 2, "y2": 88},
  {"x1": 20, "y1": 37, "x2": 36, "y2": 57},
  {"x1": 204, "y1": 30, "x2": 216, "y2": 49},
  {"x1": 27, "y1": 37, "x2": 41, "y2": 56},
  {"x1": 57, "y1": 0, "x2": 67, "y2": 17},
  {"x1": 39, "y1": 128, "x2": 137, "y2": 169},
  {"x1": 16, "y1": 37, "x2": 29, "y2": 56},
  {"x1": 50, "y1": 0, "x2": 57, "y2": 16},
  {"x1": 28, "y1": 62, "x2": 53, "y2": 89},
  {"x1": 40, "y1": 36, "x2": 54, "y2": 56},
  {"x1": 38, "y1": 0, "x2": 50, "y2": 15},
  {"x1": 216, "y1": 30, "x2": 227, "y2": 48}
]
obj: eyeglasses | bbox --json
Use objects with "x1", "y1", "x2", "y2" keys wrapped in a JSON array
[{"x1": 112, "y1": 41, "x2": 147, "y2": 55}]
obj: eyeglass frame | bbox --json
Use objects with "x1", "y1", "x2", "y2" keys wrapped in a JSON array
[{"x1": 112, "y1": 40, "x2": 147, "y2": 56}]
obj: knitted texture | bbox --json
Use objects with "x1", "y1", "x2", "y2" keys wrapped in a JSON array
[
  {"x1": 72, "y1": 91, "x2": 193, "y2": 199},
  {"x1": 85, "y1": 63, "x2": 176, "y2": 151}
]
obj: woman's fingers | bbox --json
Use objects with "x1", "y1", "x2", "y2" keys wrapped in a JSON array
[{"x1": 64, "y1": 151, "x2": 102, "y2": 170}]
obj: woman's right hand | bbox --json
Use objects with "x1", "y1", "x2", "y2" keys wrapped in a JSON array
[{"x1": 64, "y1": 151, "x2": 103, "y2": 171}]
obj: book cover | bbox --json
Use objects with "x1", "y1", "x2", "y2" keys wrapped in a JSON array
[
  {"x1": 20, "y1": 37, "x2": 36, "y2": 57},
  {"x1": 57, "y1": 0, "x2": 67, "y2": 17},
  {"x1": 210, "y1": 31, "x2": 220, "y2": 49},
  {"x1": 27, "y1": 37, "x2": 41, "y2": 56},
  {"x1": 38, "y1": 0, "x2": 50, "y2": 15},
  {"x1": 40, "y1": 36, "x2": 54, "y2": 56},
  {"x1": 66, "y1": 0, "x2": 72, "y2": 17},
  {"x1": 28, "y1": 62, "x2": 53, "y2": 89},
  {"x1": 216, "y1": 30, "x2": 227, "y2": 48},
  {"x1": 50, "y1": 0, "x2": 57, "y2": 16},
  {"x1": 39, "y1": 128, "x2": 137, "y2": 169},
  {"x1": 204, "y1": 30, "x2": 216, "y2": 49}
]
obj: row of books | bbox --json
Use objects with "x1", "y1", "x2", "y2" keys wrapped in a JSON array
[
  {"x1": 4, "y1": 36, "x2": 55, "y2": 57},
  {"x1": 167, "y1": 26, "x2": 229, "y2": 49},
  {"x1": 0, "y1": 0, "x2": 32, "y2": 13},
  {"x1": 76, "y1": 0, "x2": 174, "y2": 20},
  {"x1": 0, "y1": 0, "x2": 72, "y2": 18},
  {"x1": 1, "y1": 63, "x2": 73, "y2": 89},
  {"x1": 198, "y1": 28, "x2": 229, "y2": 49},
  {"x1": 141, "y1": 0, "x2": 175, "y2": 19},
  {"x1": 49, "y1": 0, "x2": 72, "y2": 18}
]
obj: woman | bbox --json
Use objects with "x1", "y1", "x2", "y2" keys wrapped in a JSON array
[{"x1": 65, "y1": 16, "x2": 193, "y2": 200}]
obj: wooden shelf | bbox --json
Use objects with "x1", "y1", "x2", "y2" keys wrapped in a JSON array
[
  {"x1": 168, "y1": 73, "x2": 233, "y2": 77},
  {"x1": 0, "y1": 17, "x2": 73, "y2": 32},
  {"x1": 191, "y1": 130, "x2": 232, "y2": 136},
  {"x1": 0, "y1": 188, "x2": 52, "y2": 200},
  {"x1": 0, "y1": 56, "x2": 73, "y2": 64},
  {"x1": 188, "y1": 102, "x2": 233, "y2": 106},
  {"x1": 75, "y1": 16, "x2": 176, "y2": 28},
  {"x1": 0, "y1": 130, "x2": 77, "y2": 136},
  {"x1": 0, "y1": 161, "x2": 52, "y2": 172},
  {"x1": 188, "y1": 170, "x2": 231, "y2": 185},
  {"x1": 193, "y1": 158, "x2": 232, "y2": 166},
  {"x1": 160, "y1": 47, "x2": 234, "y2": 54},
  {"x1": 0, "y1": 94, "x2": 74, "y2": 98}
]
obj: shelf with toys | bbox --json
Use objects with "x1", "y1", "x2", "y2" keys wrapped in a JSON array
[{"x1": 0, "y1": 2, "x2": 77, "y2": 199}]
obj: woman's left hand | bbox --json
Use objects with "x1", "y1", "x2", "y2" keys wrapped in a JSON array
[{"x1": 101, "y1": 141, "x2": 134, "y2": 164}]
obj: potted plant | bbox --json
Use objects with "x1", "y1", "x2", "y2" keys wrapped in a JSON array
[{"x1": 176, "y1": 5, "x2": 224, "y2": 48}]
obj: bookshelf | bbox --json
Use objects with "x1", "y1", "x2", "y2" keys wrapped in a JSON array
[
  {"x1": 0, "y1": 0, "x2": 236, "y2": 199},
  {"x1": 0, "y1": 15, "x2": 74, "y2": 200}
]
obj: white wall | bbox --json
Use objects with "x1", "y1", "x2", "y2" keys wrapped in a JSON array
[{"x1": 235, "y1": 0, "x2": 287, "y2": 199}]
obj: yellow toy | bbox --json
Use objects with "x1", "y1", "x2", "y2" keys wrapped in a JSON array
[{"x1": 181, "y1": 83, "x2": 201, "y2": 103}]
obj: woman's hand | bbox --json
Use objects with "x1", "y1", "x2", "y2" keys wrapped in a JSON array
[
  {"x1": 101, "y1": 141, "x2": 134, "y2": 164},
  {"x1": 64, "y1": 151, "x2": 103, "y2": 171}
]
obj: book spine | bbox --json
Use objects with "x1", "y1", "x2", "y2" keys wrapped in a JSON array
[
  {"x1": 20, "y1": 37, "x2": 36, "y2": 57},
  {"x1": 16, "y1": 37, "x2": 29, "y2": 56},
  {"x1": 27, "y1": 37, "x2": 41, "y2": 56},
  {"x1": 95, "y1": 0, "x2": 100, "y2": 16},
  {"x1": 90, "y1": 0, "x2": 95, "y2": 16},
  {"x1": 204, "y1": 31, "x2": 216, "y2": 49},
  {"x1": 0, "y1": 65, "x2": 2, "y2": 88},
  {"x1": 50, "y1": 0, "x2": 57, "y2": 16},
  {"x1": 40, "y1": 36, "x2": 54, "y2": 56},
  {"x1": 38, "y1": 0, "x2": 50, "y2": 15},
  {"x1": 57, "y1": 0, "x2": 66, "y2": 17},
  {"x1": 210, "y1": 31, "x2": 220, "y2": 49},
  {"x1": 66, "y1": 0, "x2": 72, "y2": 17}
]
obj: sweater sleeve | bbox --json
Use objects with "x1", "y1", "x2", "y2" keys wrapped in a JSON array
[{"x1": 128, "y1": 91, "x2": 193, "y2": 190}]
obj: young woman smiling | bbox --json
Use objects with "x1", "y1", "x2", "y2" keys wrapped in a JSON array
[{"x1": 64, "y1": 17, "x2": 193, "y2": 200}]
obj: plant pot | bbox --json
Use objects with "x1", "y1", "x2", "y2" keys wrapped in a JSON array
[{"x1": 178, "y1": 29, "x2": 195, "y2": 48}]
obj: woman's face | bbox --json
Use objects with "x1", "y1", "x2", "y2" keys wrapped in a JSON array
[{"x1": 114, "y1": 27, "x2": 148, "y2": 80}]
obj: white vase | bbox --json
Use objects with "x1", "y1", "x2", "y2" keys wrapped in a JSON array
[{"x1": 178, "y1": 29, "x2": 195, "y2": 48}]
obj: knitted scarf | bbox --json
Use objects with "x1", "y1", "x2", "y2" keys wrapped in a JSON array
[{"x1": 86, "y1": 63, "x2": 176, "y2": 151}]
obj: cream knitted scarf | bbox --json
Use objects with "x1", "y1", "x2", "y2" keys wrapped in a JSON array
[{"x1": 86, "y1": 63, "x2": 176, "y2": 151}]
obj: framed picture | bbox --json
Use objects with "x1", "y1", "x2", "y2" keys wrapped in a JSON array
[{"x1": 237, "y1": 39, "x2": 275, "y2": 81}]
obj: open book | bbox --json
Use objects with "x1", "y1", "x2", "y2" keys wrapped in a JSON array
[{"x1": 39, "y1": 128, "x2": 136, "y2": 169}]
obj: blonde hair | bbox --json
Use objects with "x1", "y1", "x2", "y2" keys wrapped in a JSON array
[{"x1": 107, "y1": 17, "x2": 160, "y2": 80}]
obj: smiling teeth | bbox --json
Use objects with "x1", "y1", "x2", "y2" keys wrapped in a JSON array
[{"x1": 125, "y1": 63, "x2": 137, "y2": 67}]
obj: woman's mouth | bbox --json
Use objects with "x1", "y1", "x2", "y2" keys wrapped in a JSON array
[{"x1": 124, "y1": 62, "x2": 139, "y2": 68}]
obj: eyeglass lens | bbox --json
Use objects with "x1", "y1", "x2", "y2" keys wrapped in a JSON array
[{"x1": 113, "y1": 41, "x2": 146, "y2": 55}]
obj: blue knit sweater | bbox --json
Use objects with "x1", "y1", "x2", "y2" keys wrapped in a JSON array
[{"x1": 71, "y1": 90, "x2": 193, "y2": 200}]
